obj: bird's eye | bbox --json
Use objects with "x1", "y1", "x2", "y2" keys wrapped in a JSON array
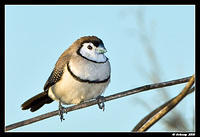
[{"x1": 87, "y1": 45, "x2": 92, "y2": 50}]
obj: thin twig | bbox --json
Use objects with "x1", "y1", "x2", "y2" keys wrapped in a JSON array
[
  {"x1": 132, "y1": 87, "x2": 195, "y2": 132},
  {"x1": 132, "y1": 75, "x2": 195, "y2": 132},
  {"x1": 5, "y1": 75, "x2": 192, "y2": 131},
  {"x1": 134, "y1": 8, "x2": 189, "y2": 131}
]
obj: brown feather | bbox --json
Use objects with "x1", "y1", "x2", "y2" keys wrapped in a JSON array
[
  {"x1": 22, "y1": 36, "x2": 103, "y2": 112},
  {"x1": 21, "y1": 91, "x2": 53, "y2": 112}
]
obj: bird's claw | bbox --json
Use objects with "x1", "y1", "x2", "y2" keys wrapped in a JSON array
[
  {"x1": 59, "y1": 100, "x2": 66, "y2": 122},
  {"x1": 97, "y1": 96, "x2": 105, "y2": 111}
]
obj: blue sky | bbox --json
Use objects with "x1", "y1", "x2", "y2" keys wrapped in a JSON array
[{"x1": 5, "y1": 5, "x2": 195, "y2": 132}]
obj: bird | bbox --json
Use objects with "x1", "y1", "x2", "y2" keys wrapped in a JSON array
[{"x1": 21, "y1": 36, "x2": 111, "y2": 121}]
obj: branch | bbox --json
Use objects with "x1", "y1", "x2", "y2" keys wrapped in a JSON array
[
  {"x1": 5, "y1": 75, "x2": 192, "y2": 131},
  {"x1": 132, "y1": 75, "x2": 195, "y2": 132}
]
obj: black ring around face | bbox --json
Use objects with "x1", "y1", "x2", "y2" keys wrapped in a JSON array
[
  {"x1": 67, "y1": 62, "x2": 110, "y2": 83},
  {"x1": 76, "y1": 44, "x2": 108, "y2": 64}
]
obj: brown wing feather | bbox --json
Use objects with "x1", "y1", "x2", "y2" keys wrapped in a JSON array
[
  {"x1": 43, "y1": 68, "x2": 64, "y2": 91},
  {"x1": 21, "y1": 36, "x2": 102, "y2": 112},
  {"x1": 43, "y1": 52, "x2": 72, "y2": 91}
]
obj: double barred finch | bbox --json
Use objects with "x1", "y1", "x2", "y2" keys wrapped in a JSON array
[{"x1": 21, "y1": 36, "x2": 111, "y2": 121}]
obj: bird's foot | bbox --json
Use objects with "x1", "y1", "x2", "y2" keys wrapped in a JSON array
[
  {"x1": 59, "y1": 100, "x2": 67, "y2": 122},
  {"x1": 96, "y1": 95, "x2": 105, "y2": 111}
]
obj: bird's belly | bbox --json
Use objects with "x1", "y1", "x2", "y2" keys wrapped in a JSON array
[{"x1": 48, "y1": 67, "x2": 109, "y2": 105}]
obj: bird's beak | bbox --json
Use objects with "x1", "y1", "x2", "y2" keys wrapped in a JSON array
[{"x1": 96, "y1": 45, "x2": 107, "y2": 54}]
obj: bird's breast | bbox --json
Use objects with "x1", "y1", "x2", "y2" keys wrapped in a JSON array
[
  {"x1": 68, "y1": 56, "x2": 111, "y2": 82},
  {"x1": 48, "y1": 56, "x2": 111, "y2": 105}
]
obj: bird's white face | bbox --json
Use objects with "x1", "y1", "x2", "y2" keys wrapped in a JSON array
[{"x1": 79, "y1": 42, "x2": 108, "y2": 63}]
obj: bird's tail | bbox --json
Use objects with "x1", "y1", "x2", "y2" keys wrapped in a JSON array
[{"x1": 21, "y1": 91, "x2": 53, "y2": 112}]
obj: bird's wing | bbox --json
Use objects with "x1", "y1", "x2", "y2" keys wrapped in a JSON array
[
  {"x1": 43, "y1": 68, "x2": 64, "y2": 91},
  {"x1": 43, "y1": 46, "x2": 73, "y2": 91}
]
